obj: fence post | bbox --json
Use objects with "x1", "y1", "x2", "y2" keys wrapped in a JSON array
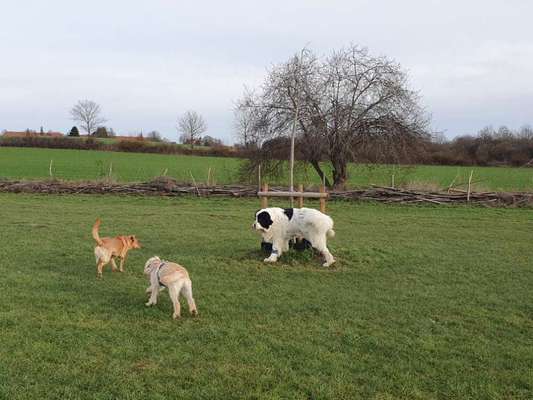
[
  {"x1": 319, "y1": 184, "x2": 326, "y2": 213},
  {"x1": 261, "y1": 183, "x2": 269, "y2": 209},
  {"x1": 298, "y1": 184, "x2": 304, "y2": 208}
]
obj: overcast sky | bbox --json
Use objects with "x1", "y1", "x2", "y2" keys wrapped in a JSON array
[{"x1": 1, "y1": 0, "x2": 531, "y2": 142}]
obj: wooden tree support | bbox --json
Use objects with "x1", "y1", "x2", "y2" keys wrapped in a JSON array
[{"x1": 258, "y1": 184, "x2": 328, "y2": 213}]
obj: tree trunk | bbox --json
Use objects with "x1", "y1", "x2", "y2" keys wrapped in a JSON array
[
  {"x1": 310, "y1": 160, "x2": 332, "y2": 188},
  {"x1": 331, "y1": 158, "x2": 347, "y2": 189}
]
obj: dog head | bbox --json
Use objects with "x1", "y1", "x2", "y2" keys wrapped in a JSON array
[
  {"x1": 144, "y1": 256, "x2": 161, "y2": 275},
  {"x1": 129, "y1": 235, "x2": 141, "y2": 249},
  {"x1": 253, "y1": 209, "x2": 273, "y2": 232}
]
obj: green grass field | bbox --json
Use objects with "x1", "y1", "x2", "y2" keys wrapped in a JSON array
[
  {"x1": 1, "y1": 193, "x2": 532, "y2": 399},
  {"x1": 2, "y1": 146, "x2": 533, "y2": 191}
]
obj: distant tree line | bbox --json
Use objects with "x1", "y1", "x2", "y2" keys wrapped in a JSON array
[
  {"x1": 0, "y1": 135, "x2": 239, "y2": 158},
  {"x1": 423, "y1": 125, "x2": 533, "y2": 166}
]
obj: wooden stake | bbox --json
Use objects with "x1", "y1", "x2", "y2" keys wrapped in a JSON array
[
  {"x1": 49, "y1": 159, "x2": 53, "y2": 178},
  {"x1": 260, "y1": 183, "x2": 268, "y2": 209},
  {"x1": 189, "y1": 171, "x2": 200, "y2": 196},
  {"x1": 298, "y1": 184, "x2": 304, "y2": 208},
  {"x1": 258, "y1": 164, "x2": 261, "y2": 192},
  {"x1": 207, "y1": 167, "x2": 211, "y2": 186},
  {"x1": 319, "y1": 184, "x2": 326, "y2": 213},
  {"x1": 467, "y1": 170, "x2": 473, "y2": 202}
]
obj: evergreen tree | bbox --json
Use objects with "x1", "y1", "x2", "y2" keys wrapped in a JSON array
[{"x1": 69, "y1": 126, "x2": 79, "y2": 137}]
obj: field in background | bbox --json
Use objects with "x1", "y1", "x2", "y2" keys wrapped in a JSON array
[
  {"x1": 1, "y1": 193, "x2": 532, "y2": 399},
  {"x1": 2, "y1": 147, "x2": 533, "y2": 191}
]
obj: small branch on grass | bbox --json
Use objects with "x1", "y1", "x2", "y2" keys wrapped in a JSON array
[{"x1": 447, "y1": 171, "x2": 459, "y2": 193}]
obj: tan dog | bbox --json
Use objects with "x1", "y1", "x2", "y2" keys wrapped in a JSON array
[
  {"x1": 92, "y1": 218, "x2": 141, "y2": 278},
  {"x1": 144, "y1": 256, "x2": 198, "y2": 319}
]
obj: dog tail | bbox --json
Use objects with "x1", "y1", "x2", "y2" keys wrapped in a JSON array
[
  {"x1": 92, "y1": 218, "x2": 104, "y2": 246},
  {"x1": 327, "y1": 229, "x2": 336, "y2": 238}
]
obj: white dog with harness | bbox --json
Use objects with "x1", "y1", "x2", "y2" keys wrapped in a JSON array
[{"x1": 144, "y1": 256, "x2": 198, "y2": 319}]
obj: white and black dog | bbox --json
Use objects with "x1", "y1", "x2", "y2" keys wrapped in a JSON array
[{"x1": 253, "y1": 207, "x2": 336, "y2": 267}]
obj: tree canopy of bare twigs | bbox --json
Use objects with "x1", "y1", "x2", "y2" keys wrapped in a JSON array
[
  {"x1": 233, "y1": 106, "x2": 255, "y2": 148},
  {"x1": 177, "y1": 111, "x2": 207, "y2": 149},
  {"x1": 69, "y1": 100, "x2": 107, "y2": 135},
  {"x1": 236, "y1": 45, "x2": 430, "y2": 188},
  {"x1": 147, "y1": 130, "x2": 162, "y2": 142}
]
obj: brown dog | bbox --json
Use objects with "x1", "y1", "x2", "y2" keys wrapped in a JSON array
[{"x1": 92, "y1": 218, "x2": 141, "y2": 278}]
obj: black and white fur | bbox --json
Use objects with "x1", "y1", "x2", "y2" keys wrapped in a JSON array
[{"x1": 253, "y1": 207, "x2": 336, "y2": 267}]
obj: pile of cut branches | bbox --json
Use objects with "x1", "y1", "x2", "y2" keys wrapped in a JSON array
[
  {"x1": 0, "y1": 177, "x2": 532, "y2": 207},
  {"x1": 332, "y1": 185, "x2": 533, "y2": 206}
]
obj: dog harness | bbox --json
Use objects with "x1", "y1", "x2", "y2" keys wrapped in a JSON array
[{"x1": 155, "y1": 261, "x2": 167, "y2": 288}]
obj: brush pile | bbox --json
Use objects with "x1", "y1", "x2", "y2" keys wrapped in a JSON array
[{"x1": 0, "y1": 177, "x2": 532, "y2": 207}]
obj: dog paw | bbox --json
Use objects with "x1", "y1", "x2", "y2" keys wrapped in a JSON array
[
  {"x1": 263, "y1": 257, "x2": 277, "y2": 263},
  {"x1": 322, "y1": 260, "x2": 335, "y2": 267},
  {"x1": 173, "y1": 313, "x2": 181, "y2": 319},
  {"x1": 145, "y1": 301, "x2": 154, "y2": 307},
  {"x1": 191, "y1": 310, "x2": 198, "y2": 317}
]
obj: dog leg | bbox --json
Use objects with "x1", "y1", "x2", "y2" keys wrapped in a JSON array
[
  {"x1": 145, "y1": 283, "x2": 159, "y2": 306},
  {"x1": 308, "y1": 234, "x2": 335, "y2": 267},
  {"x1": 119, "y1": 254, "x2": 127, "y2": 272},
  {"x1": 146, "y1": 286, "x2": 165, "y2": 294},
  {"x1": 264, "y1": 249, "x2": 279, "y2": 263},
  {"x1": 96, "y1": 260, "x2": 106, "y2": 279},
  {"x1": 320, "y1": 249, "x2": 335, "y2": 267},
  {"x1": 181, "y1": 279, "x2": 198, "y2": 317},
  {"x1": 111, "y1": 258, "x2": 118, "y2": 272},
  {"x1": 264, "y1": 240, "x2": 283, "y2": 263},
  {"x1": 168, "y1": 284, "x2": 182, "y2": 319}
]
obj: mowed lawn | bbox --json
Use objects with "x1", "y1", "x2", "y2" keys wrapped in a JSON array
[
  {"x1": 2, "y1": 146, "x2": 533, "y2": 191},
  {"x1": 0, "y1": 193, "x2": 532, "y2": 399}
]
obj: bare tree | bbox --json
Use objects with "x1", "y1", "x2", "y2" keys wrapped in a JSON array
[
  {"x1": 147, "y1": 130, "x2": 162, "y2": 142},
  {"x1": 177, "y1": 111, "x2": 207, "y2": 149},
  {"x1": 233, "y1": 103, "x2": 257, "y2": 148},
  {"x1": 70, "y1": 100, "x2": 107, "y2": 135},
  {"x1": 237, "y1": 45, "x2": 430, "y2": 188}
]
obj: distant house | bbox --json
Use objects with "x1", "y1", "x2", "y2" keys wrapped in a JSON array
[{"x1": 2, "y1": 130, "x2": 63, "y2": 138}]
